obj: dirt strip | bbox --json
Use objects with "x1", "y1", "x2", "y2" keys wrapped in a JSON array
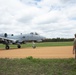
[{"x1": 0, "y1": 46, "x2": 75, "y2": 59}]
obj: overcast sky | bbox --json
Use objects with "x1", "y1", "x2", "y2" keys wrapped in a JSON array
[{"x1": 0, "y1": 0, "x2": 76, "y2": 38}]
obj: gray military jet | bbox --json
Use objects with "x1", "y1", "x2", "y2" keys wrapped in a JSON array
[{"x1": 0, "y1": 32, "x2": 45, "y2": 49}]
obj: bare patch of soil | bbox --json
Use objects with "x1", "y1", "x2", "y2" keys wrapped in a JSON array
[{"x1": 0, "y1": 46, "x2": 74, "y2": 59}]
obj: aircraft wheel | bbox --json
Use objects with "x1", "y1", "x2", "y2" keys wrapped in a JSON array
[
  {"x1": 32, "y1": 45, "x2": 36, "y2": 49},
  {"x1": 17, "y1": 45, "x2": 21, "y2": 48},
  {"x1": 5, "y1": 45, "x2": 10, "y2": 50}
]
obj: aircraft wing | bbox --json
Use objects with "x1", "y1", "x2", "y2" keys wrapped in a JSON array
[{"x1": 0, "y1": 36, "x2": 17, "y2": 43}]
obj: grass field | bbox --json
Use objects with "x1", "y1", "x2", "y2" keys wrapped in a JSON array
[
  {"x1": 0, "y1": 41, "x2": 73, "y2": 49},
  {"x1": 0, "y1": 57, "x2": 76, "y2": 75}
]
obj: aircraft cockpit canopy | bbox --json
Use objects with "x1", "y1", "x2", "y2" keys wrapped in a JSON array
[{"x1": 30, "y1": 32, "x2": 39, "y2": 35}]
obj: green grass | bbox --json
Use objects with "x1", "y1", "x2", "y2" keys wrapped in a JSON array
[
  {"x1": 36, "y1": 41, "x2": 73, "y2": 47},
  {"x1": 0, "y1": 41, "x2": 73, "y2": 49},
  {"x1": 0, "y1": 57, "x2": 76, "y2": 75}
]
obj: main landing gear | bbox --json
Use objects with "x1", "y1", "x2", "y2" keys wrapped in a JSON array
[
  {"x1": 4, "y1": 40, "x2": 21, "y2": 49},
  {"x1": 5, "y1": 44, "x2": 10, "y2": 50},
  {"x1": 17, "y1": 44, "x2": 21, "y2": 48},
  {"x1": 4, "y1": 40, "x2": 10, "y2": 50},
  {"x1": 17, "y1": 42, "x2": 21, "y2": 48},
  {"x1": 5, "y1": 44, "x2": 21, "y2": 50}
]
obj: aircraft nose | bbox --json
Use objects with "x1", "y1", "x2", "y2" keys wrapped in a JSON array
[{"x1": 41, "y1": 36, "x2": 46, "y2": 40}]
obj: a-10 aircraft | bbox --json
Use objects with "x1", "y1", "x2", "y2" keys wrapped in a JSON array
[{"x1": 0, "y1": 32, "x2": 45, "y2": 49}]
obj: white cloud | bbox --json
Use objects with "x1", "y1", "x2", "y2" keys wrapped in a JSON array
[{"x1": 0, "y1": 0, "x2": 76, "y2": 38}]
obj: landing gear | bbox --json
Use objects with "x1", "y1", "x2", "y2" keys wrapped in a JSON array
[
  {"x1": 4, "y1": 40, "x2": 10, "y2": 50},
  {"x1": 32, "y1": 41, "x2": 36, "y2": 49},
  {"x1": 32, "y1": 45, "x2": 36, "y2": 49},
  {"x1": 17, "y1": 44, "x2": 21, "y2": 48},
  {"x1": 5, "y1": 45, "x2": 10, "y2": 50},
  {"x1": 17, "y1": 41, "x2": 21, "y2": 48}
]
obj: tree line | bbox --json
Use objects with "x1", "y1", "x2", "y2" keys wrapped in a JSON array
[{"x1": 43, "y1": 38, "x2": 74, "y2": 42}]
